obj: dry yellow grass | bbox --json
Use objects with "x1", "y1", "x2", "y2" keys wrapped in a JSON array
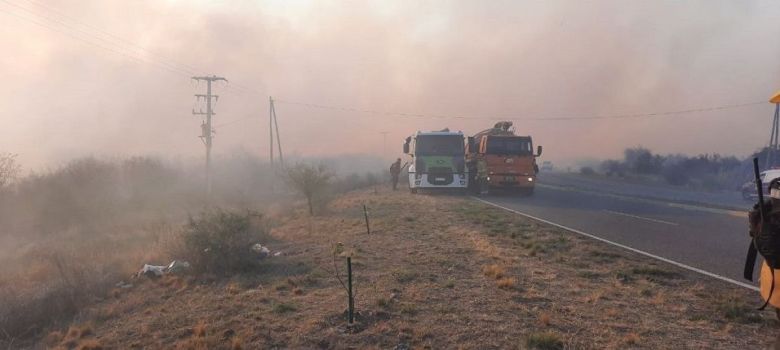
[
  {"x1": 496, "y1": 277, "x2": 517, "y2": 290},
  {"x1": 538, "y1": 312, "x2": 552, "y2": 327},
  {"x1": 75, "y1": 338, "x2": 103, "y2": 350},
  {"x1": 625, "y1": 332, "x2": 641, "y2": 345},
  {"x1": 35, "y1": 186, "x2": 778, "y2": 349},
  {"x1": 482, "y1": 264, "x2": 506, "y2": 279},
  {"x1": 193, "y1": 321, "x2": 207, "y2": 337}
]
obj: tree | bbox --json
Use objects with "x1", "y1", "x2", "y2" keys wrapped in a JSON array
[
  {"x1": 284, "y1": 163, "x2": 333, "y2": 215},
  {"x1": 0, "y1": 153, "x2": 21, "y2": 189}
]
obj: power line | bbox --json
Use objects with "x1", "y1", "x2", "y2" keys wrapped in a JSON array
[
  {"x1": 19, "y1": 0, "x2": 201, "y2": 72},
  {"x1": 0, "y1": 0, "x2": 770, "y2": 129},
  {"x1": 0, "y1": 2, "x2": 191, "y2": 77},
  {"x1": 274, "y1": 99, "x2": 766, "y2": 122},
  {"x1": 0, "y1": 0, "x2": 259, "y2": 96}
]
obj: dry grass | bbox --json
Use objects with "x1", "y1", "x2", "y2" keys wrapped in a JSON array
[
  {"x1": 482, "y1": 264, "x2": 506, "y2": 279},
  {"x1": 28, "y1": 186, "x2": 779, "y2": 349},
  {"x1": 538, "y1": 312, "x2": 551, "y2": 327},
  {"x1": 625, "y1": 332, "x2": 641, "y2": 345},
  {"x1": 525, "y1": 331, "x2": 564, "y2": 350},
  {"x1": 496, "y1": 277, "x2": 517, "y2": 290}
]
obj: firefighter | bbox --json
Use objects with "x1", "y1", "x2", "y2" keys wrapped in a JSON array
[
  {"x1": 476, "y1": 157, "x2": 489, "y2": 195},
  {"x1": 748, "y1": 178, "x2": 780, "y2": 318},
  {"x1": 389, "y1": 158, "x2": 402, "y2": 190}
]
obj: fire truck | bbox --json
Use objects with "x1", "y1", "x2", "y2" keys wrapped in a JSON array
[
  {"x1": 403, "y1": 129, "x2": 468, "y2": 193},
  {"x1": 466, "y1": 121, "x2": 542, "y2": 195}
]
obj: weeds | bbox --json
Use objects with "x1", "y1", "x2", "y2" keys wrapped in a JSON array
[
  {"x1": 399, "y1": 302, "x2": 417, "y2": 315},
  {"x1": 444, "y1": 278, "x2": 455, "y2": 289},
  {"x1": 630, "y1": 267, "x2": 680, "y2": 279},
  {"x1": 525, "y1": 332, "x2": 564, "y2": 350},
  {"x1": 392, "y1": 269, "x2": 418, "y2": 283},
  {"x1": 482, "y1": 264, "x2": 506, "y2": 279},
  {"x1": 180, "y1": 209, "x2": 268, "y2": 275},
  {"x1": 496, "y1": 277, "x2": 517, "y2": 290},
  {"x1": 715, "y1": 296, "x2": 763, "y2": 324},
  {"x1": 272, "y1": 302, "x2": 298, "y2": 314}
]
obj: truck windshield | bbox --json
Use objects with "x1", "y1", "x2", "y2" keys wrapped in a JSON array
[
  {"x1": 415, "y1": 135, "x2": 464, "y2": 156},
  {"x1": 486, "y1": 137, "x2": 533, "y2": 155}
]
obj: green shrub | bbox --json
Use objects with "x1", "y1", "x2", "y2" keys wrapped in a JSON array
[
  {"x1": 181, "y1": 209, "x2": 267, "y2": 275},
  {"x1": 526, "y1": 332, "x2": 564, "y2": 349},
  {"x1": 579, "y1": 166, "x2": 595, "y2": 175}
]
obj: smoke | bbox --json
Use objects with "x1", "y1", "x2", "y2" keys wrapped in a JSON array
[{"x1": 2, "y1": 0, "x2": 779, "y2": 169}]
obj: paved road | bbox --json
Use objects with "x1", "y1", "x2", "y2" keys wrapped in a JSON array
[
  {"x1": 478, "y1": 184, "x2": 757, "y2": 288},
  {"x1": 540, "y1": 172, "x2": 749, "y2": 211}
]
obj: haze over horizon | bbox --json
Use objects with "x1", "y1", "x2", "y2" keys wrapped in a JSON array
[{"x1": 2, "y1": 0, "x2": 779, "y2": 170}]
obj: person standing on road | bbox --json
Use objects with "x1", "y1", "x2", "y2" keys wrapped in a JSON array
[
  {"x1": 477, "y1": 157, "x2": 489, "y2": 195},
  {"x1": 748, "y1": 178, "x2": 780, "y2": 318},
  {"x1": 390, "y1": 158, "x2": 402, "y2": 190}
]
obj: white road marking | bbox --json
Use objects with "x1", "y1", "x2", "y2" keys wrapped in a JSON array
[
  {"x1": 472, "y1": 197, "x2": 759, "y2": 291},
  {"x1": 602, "y1": 209, "x2": 679, "y2": 226}
]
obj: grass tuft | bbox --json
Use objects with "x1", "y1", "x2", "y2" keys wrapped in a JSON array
[
  {"x1": 483, "y1": 264, "x2": 506, "y2": 279},
  {"x1": 392, "y1": 268, "x2": 419, "y2": 283},
  {"x1": 715, "y1": 296, "x2": 763, "y2": 324},
  {"x1": 272, "y1": 302, "x2": 298, "y2": 314},
  {"x1": 526, "y1": 332, "x2": 564, "y2": 350},
  {"x1": 496, "y1": 277, "x2": 517, "y2": 290}
]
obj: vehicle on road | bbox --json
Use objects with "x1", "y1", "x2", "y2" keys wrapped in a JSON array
[
  {"x1": 403, "y1": 129, "x2": 468, "y2": 193},
  {"x1": 466, "y1": 121, "x2": 542, "y2": 195},
  {"x1": 541, "y1": 161, "x2": 553, "y2": 172},
  {"x1": 741, "y1": 169, "x2": 780, "y2": 200}
]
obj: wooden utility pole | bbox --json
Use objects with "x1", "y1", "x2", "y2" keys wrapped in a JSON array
[
  {"x1": 269, "y1": 96, "x2": 284, "y2": 167},
  {"x1": 192, "y1": 75, "x2": 227, "y2": 196}
]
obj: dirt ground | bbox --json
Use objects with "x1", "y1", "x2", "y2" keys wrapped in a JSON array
[{"x1": 42, "y1": 186, "x2": 778, "y2": 349}]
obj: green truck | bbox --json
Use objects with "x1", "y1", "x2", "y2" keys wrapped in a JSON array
[{"x1": 403, "y1": 129, "x2": 468, "y2": 193}]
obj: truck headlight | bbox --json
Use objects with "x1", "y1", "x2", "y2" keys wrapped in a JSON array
[{"x1": 527, "y1": 177, "x2": 534, "y2": 182}]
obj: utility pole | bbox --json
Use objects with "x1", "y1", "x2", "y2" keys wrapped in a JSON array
[
  {"x1": 192, "y1": 75, "x2": 227, "y2": 197},
  {"x1": 269, "y1": 96, "x2": 284, "y2": 167}
]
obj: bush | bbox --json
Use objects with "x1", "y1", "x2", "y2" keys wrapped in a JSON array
[
  {"x1": 180, "y1": 209, "x2": 267, "y2": 275},
  {"x1": 579, "y1": 166, "x2": 595, "y2": 175},
  {"x1": 600, "y1": 159, "x2": 625, "y2": 177},
  {"x1": 662, "y1": 164, "x2": 689, "y2": 186},
  {"x1": 284, "y1": 163, "x2": 333, "y2": 215},
  {"x1": 526, "y1": 332, "x2": 564, "y2": 349},
  {"x1": 601, "y1": 148, "x2": 745, "y2": 188}
]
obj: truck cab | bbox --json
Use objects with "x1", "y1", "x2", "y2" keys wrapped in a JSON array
[
  {"x1": 467, "y1": 122, "x2": 542, "y2": 195},
  {"x1": 403, "y1": 130, "x2": 468, "y2": 193}
]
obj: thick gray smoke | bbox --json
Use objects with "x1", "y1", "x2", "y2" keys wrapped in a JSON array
[{"x1": 2, "y1": 0, "x2": 779, "y2": 169}]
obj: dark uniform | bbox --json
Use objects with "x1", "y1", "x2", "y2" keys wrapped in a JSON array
[
  {"x1": 748, "y1": 178, "x2": 780, "y2": 312},
  {"x1": 390, "y1": 158, "x2": 402, "y2": 190}
]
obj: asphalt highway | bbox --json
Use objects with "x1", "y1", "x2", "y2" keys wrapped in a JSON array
[{"x1": 477, "y1": 184, "x2": 757, "y2": 288}]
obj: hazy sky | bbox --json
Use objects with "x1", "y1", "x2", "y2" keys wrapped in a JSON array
[{"x1": 2, "y1": 0, "x2": 779, "y2": 169}]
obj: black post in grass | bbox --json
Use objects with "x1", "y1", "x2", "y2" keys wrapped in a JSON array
[
  {"x1": 363, "y1": 204, "x2": 371, "y2": 234},
  {"x1": 347, "y1": 257, "x2": 355, "y2": 324}
]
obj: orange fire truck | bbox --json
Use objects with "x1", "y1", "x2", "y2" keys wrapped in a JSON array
[{"x1": 466, "y1": 121, "x2": 542, "y2": 195}]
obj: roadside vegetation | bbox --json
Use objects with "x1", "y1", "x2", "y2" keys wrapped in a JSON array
[
  {"x1": 23, "y1": 185, "x2": 776, "y2": 349},
  {"x1": 0, "y1": 152, "x2": 382, "y2": 347},
  {"x1": 579, "y1": 146, "x2": 765, "y2": 190}
]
